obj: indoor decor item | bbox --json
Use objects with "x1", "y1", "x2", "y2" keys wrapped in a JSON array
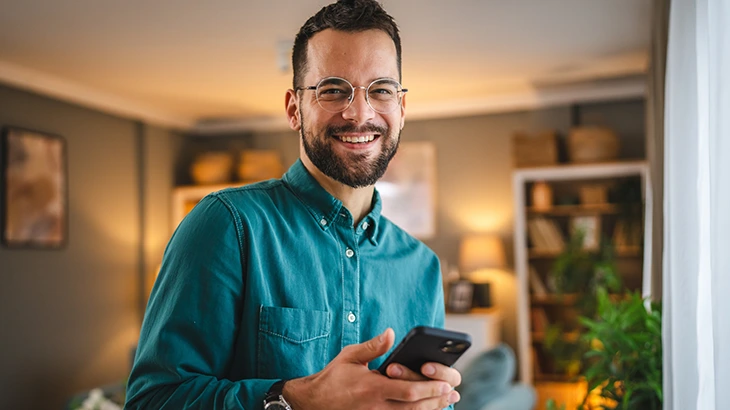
[
  {"x1": 512, "y1": 131, "x2": 558, "y2": 168},
  {"x1": 376, "y1": 141, "x2": 436, "y2": 239},
  {"x1": 459, "y1": 234, "x2": 507, "y2": 275},
  {"x1": 447, "y1": 279, "x2": 474, "y2": 313},
  {"x1": 569, "y1": 215, "x2": 601, "y2": 251},
  {"x1": 237, "y1": 150, "x2": 283, "y2": 182},
  {"x1": 541, "y1": 231, "x2": 622, "y2": 379},
  {"x1": 531, "y1": 181, "x2": 553, "y2": 211},
  {"x1": 578, "y1": 289, "x2": 662, "y2": 409},
  {"x1": 459, "y1": 234, "x2": 506, "y2": 309},
  {"x1": 189, "y1": 151, "x2": 233, "y2": 184},
  {"x1": 578, "y1": 184, "x2": 608, "y2": 206},
  {"x1": 1, "y1": 127, "x2": 67, "y2": 248},
  {"x1": 567, "y1": 126, "x2": 619, "y2": 163}
]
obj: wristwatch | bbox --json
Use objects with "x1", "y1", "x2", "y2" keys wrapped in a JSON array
[{"x1": 263, "y1": 380, "x2": 293, "y2": 410}]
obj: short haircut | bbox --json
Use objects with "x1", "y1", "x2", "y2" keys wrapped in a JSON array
[{"x1": 292, "y1": 0, "x2": 402, "y2": 88}]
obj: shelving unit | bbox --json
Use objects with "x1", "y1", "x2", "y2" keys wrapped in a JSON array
[{"x1": 512, "y1": 161, "x2": 653, "y2": 401}]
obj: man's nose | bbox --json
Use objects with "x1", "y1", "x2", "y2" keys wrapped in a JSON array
[{"x1": 341, "y1": 87, "x2": 375, "y2": 124}]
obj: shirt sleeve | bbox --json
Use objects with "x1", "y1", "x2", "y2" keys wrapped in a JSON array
[{"x1": 125, "y1": 195, "x2": 270, "y2": 409}]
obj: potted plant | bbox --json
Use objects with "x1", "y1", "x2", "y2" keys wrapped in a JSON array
[
  {"x1": 578, "y1": 288, "x2": 662, "y2": 409},
  {"x1": 545, "y1": 289, "x2": 663, "y2": 409},
  {"x1": 542, "y1": 231, "x2": 622, "y2": 377}
]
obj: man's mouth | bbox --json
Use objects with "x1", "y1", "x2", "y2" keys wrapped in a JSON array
[{"x1": 335, "y1": 135, "x2": 378, "y2": 144}]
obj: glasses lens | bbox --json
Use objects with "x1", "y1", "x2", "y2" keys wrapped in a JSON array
[
  {"x1": 368, "y1": 79, "x2": 401, "y2": 113},
  {"x1": 316, "y1": 78, "x2": 353, "y2": 112}
]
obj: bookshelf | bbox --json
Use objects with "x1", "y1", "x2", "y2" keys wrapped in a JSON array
[{"x1": 512, "y1": 161, "x2": 653, "y2": 390}]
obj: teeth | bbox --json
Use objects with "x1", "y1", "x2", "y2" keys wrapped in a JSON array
[{"x1": 338, "y1": 135, "x2": 376, "y2": 143}]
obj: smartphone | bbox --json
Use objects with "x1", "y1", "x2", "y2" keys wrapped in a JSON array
[{"x1": 377, "y1": 326, "x2": 471, "y2": 375}]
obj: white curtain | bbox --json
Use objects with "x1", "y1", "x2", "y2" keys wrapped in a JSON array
[{"x1": 663, "y1": 0, "x2": 730, "y2": 408}]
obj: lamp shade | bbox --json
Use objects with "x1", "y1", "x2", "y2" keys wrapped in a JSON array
[{"x1": 459, "y1": 234, "x2": 506, "y2": 273}]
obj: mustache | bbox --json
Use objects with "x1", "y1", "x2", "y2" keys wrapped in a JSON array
[{"x1": 325, "y1": 123, "x2": 388, "y2": 137}]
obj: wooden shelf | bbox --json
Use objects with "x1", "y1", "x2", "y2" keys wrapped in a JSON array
[
  {"x1": 527, "y1": 203, "x2": 619, "y2": 216},
  {"x1": 531, "y1": 294, "x2": 579, "y2": 305},
  {"x1": 528, "y1": 247, "x2": 643, "y2": 259},
  {"x1": 531, "y1": 331, "x2": 581, "y2": 343},
  {"x1": 531, "y1": 293, "x2": 629, "y2": 306},
  {"x1": 534, "y1": 373, "x2": 582, "y2": 383}
]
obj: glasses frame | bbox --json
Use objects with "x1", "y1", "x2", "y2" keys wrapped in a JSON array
[{"x1": 296, "y1": 76, "x2": 408, "y2": 114}]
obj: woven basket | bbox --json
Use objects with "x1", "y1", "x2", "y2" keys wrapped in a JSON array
[
  {"x1": 568, "y1": 126, "x2": 619, "y2": 163},
  {"x1": 512, "y1": 131, "x2": 558, "y2": 167}
]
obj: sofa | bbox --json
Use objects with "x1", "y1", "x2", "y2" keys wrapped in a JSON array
[{"x1": 455, "y1": 343, "x2": 536, "y2": 410}]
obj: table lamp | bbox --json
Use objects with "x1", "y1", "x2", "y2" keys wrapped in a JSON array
[{"x1": 459, "y1": 234, "x2": 506, "y2": 308}]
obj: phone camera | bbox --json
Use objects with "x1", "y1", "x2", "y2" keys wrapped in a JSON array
[{"x1": 439, "y1": 340, "x2": 467, "y2": 353}]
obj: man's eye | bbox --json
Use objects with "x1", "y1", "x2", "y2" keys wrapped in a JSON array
[
  {"x1": 320, "y1": 88, "x2": 348, "y2": 95},
  {"x1": 371, "y1": 88, "x2": 394, "y2": 95}
]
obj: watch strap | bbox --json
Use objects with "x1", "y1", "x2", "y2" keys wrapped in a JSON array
[{"x1": 264, "y1": 380, "x2": 292, "y2": 409}]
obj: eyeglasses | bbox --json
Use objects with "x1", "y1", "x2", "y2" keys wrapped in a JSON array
[{"x1": 296, "y1": 77, "x2": 408, "y2": 114}]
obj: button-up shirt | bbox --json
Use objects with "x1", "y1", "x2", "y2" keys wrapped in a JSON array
[{"x1": 125, "y1": 159, "x2": 446, "y2": 409}]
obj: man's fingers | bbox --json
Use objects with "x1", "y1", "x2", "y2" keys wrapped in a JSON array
[
  {"x1": 343, "y1": 328, "x2": 394, "y2": 365},
  {"x1": 379, "y1": 378, "x2": 452, "y2": 403},
  {"x1": 420, "y1": 362, "x2": 462, "y2": 387},
  {"x1": 386, "y1": 363, "x2": 427, "y2": 381},
  {"x1": 388, "y1": 362, "x2": 462, "y2": 388},
  {"x1": 392, "y1": 390, "x2": 460, "y2": 409}
]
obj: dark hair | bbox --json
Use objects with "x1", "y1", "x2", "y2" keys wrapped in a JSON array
[{"x1": 292, "y1": 0, "x2": 402, "y2": 88}]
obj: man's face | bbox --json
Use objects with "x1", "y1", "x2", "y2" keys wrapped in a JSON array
[{"x1": 286, "y1": 29, "x2": 406, "y2": 188}]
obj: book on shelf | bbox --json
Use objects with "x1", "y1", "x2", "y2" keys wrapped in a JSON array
[
  {"x1": 531, "y1": 346, "x2": 543, "y2": 376},
  {"x1": 527, "y1": 218, "x2": 548, "y2": 249},
  {"x1": 530, "y1": 306, "x2": 550, "y2": 333},
  {"x1": 529, "y1": 265, "x2": 549, "y2": 296},
  {"x1": 613, "y1": 220, "x2": 643, "y2": 249},
  {"x1": 527, "y1": 217, "x2": 565, "y2": 253}
]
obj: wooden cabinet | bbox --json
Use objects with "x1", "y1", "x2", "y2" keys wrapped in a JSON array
[{"x1": 511, "y1": 161, "x2": 652, "y2": 397}]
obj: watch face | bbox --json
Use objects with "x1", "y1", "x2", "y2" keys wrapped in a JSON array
[{"x1": 264, "y1": 401, "x2": 289, "y2": 410}]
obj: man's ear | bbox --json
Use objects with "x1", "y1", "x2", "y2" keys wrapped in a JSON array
[
  {"x1": 399, "y1": 92, "x2": 407, "y2": 130},
  {"x1": 285, "y1": 89, "x2": 301, "y2": 131}
]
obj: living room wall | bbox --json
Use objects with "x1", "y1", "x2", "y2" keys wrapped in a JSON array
[
  {"x1": 189, "y1": 98, "x2": 645, "y2": 356},
  {"x1": 0, "y1": 84, "x2": 182, "y2": 409}
]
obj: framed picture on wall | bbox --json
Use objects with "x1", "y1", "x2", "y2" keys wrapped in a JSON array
[
  {"x1": 376, "y1": 141, "x2": 437, "y2": 239},
  {"x1": 446, "y1": 280, "x2": 474, "y2": 313},
  {"x1": 1, "y1": 127, "x2": 67, "y2": 249},
  {"x1": 570, "y1": 214, "x2": 601, "y2": 251}
]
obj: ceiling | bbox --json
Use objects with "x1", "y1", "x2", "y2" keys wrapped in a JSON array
[{"x1": 0, "y1": 0, "x2": 652, "y2": 132}]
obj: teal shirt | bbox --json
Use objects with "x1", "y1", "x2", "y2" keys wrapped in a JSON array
[{"x1": 125, "y1": 159, "x2": 447, "y2": 409}]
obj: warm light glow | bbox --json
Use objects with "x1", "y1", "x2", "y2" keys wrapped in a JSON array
[{"x1": 459, "y1": 234, "x2": 507, "y2": 273}]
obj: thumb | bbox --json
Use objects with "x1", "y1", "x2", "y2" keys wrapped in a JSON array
[{"x1": 345, "y1": 328, "x2": 394, "y2": 365}]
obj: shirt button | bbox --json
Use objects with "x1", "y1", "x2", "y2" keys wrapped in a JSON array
[
  {"x1": 362, "y1": 221, "x2": 369, "y2": 230},
  {"x1": 345, "y1": 248, "x2": 355, "y2": 258},
  {"x1": 320, "y1": 218, "x2": 327, "y2": 226},
  {"x1": 347, "y1": 312, "x2": 356, "y2": 323}
]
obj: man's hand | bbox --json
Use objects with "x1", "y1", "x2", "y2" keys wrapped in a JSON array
[
  {"x1": 384, "y1": 360, "x2": 462, "y2": 395},
  {"x1": 283, "y1": 328, "x2": 459, "y2": 409}
]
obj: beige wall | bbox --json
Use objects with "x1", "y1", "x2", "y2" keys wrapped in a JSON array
[{"x1": 0, "y1": 84, "x2": 182, "y2": 409}]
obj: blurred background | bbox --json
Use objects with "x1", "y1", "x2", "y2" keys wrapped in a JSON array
[{"x1": 0, "y1": 1, "x2": 654, "y2": 408}]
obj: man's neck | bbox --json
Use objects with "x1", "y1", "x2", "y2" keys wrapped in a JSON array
[{"x1": 301, "y1": 157, "x2": 374, "y2": 225}]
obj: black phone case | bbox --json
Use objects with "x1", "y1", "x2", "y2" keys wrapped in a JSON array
[{"x1": 377, "y1": 326, "x2": 472, "y2": 375}]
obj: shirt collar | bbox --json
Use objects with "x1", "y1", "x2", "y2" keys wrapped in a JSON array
[{"x1": 282, "y1": 159, "x2": 381, "y2": 243}]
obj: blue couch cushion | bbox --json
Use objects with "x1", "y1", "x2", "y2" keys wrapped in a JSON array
[{"x1": 455, "y1": 343, "x2": 516, "y2": 409}]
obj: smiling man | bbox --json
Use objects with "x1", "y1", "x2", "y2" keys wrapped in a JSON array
[{"x1": 125, "y1": 1, "x2": 460, "y2": 409}]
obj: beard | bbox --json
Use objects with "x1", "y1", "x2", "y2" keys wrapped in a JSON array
[{"x1": 300, "y1": 112, "x2": 400, "y2": 188}]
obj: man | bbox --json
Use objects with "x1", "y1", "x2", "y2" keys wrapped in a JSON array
[{"x1": 125, "y1": 1, "x2": 461, "y2": 409}]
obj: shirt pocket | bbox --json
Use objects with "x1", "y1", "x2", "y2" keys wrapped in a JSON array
[{"x1": 257, "y1": 306, "x2": 331, "y2": 379}]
